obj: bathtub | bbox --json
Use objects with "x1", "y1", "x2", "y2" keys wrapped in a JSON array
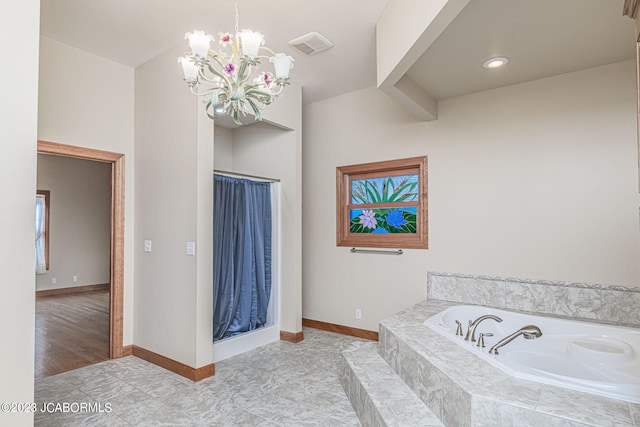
[{"x1": 424, "y1": 305, "x2": 640, "y2": 403}]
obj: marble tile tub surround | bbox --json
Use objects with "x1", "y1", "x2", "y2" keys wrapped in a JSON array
[
  {"x1": 379, "y1": 299, "x2": 640, "y2": 426},
  {"x1": 427, "y1": 271, "x2": 640, "y2": 326},
  {"x1": 341, "y1": 341, "x2": 443, "y2": 426}
]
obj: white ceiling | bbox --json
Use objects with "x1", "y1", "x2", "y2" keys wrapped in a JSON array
[
  {"x1": 40, "y1": 0, "x2": 636, "y2": 109},
  {"x1": 407, "y1": 0, "x2": 636, "y2": 100},
  {"x1": 40, "y1": 0, "x2": 388, "y2": 105}
]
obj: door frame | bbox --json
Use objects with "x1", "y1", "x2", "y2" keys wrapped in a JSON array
[{"x1": 37, "y1": 140, "x2": 125, "y2": 358}]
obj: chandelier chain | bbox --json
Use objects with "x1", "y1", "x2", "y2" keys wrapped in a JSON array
[{"x1": 234, "y1": 0, "x2": 239, "y2": 34}]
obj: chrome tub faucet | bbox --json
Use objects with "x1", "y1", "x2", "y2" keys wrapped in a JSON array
[
  {"x1": 464, "y1": 314, "x2": 503, "y2": 342},
  {"x1": 489, "y1": 325, "x2": 543, "y2": 355}
]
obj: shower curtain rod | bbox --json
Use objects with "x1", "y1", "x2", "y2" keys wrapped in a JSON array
[{"x1": 214, "y1": 169, "x2": 281, "y2": 183}]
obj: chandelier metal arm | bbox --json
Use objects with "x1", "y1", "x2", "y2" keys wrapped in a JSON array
[
  {"x1": 188, "y1": 83, "x2": 228, "y2": 97},
  {"x1": 245, "y1": 87, "x2": 271, "y2": 102},
  {"x1": 207, "y1": 54, "x2": 229, "y2": 74},
  {"x1": 235, "y1": 60, "x2": 250, "y2": 86},
  {"x1": 200, "y1": 63, "x2": 227, "y2": 83},
  {"x1": 258, "y1": 46, "x2": 276, "y2": 56},
  {"x1": 198, "y1": 62, "x2": 230, "y2": 85},
  {"x1": 246, "y1": 98, "x2": 262, "y2": 118},
  {"x1": 207, "y1": 48, "x2": 227, "y2": 59}
]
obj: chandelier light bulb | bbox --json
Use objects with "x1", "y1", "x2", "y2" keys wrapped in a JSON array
[
  {"x1": 271, "y1": 54, "x2": 294, "y2": 79},
  {"x1": 239, "y1": 30, "x2": 264, "y2": 58},
  {"x1": 185, "y1": 31, "x2": 213, "y2": 58},
  {"x1": 178, "y1": 57, "x2": 199, "y2": 83}
]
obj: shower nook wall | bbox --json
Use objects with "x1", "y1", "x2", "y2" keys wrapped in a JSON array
[
  {"x1": 212, "y1": 125, "x2": 284, "y2": 363},
  {"x1": 210, "y1": 80, "x2": 302, "y2": 363}
]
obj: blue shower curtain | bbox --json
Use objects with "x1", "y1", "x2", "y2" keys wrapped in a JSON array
[{"x1": 213, "y1": 174, "x2": 272, "y2": 341}]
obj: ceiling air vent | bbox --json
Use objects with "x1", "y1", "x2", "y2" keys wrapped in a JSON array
[{"x1": 288, "y1": 31, "x2": 334, "y2": 55}]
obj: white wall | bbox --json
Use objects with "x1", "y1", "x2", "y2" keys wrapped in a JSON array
[
  {"x1": 36, "y1": 154, "x2": 111, "y2": 291},
  {"x1": 195, "y1": 105, "x2": 215, "y2": 368},
  {"x1": 214, "y1": 126, "x2": 233, "y2": 170},
  {"x1": 0, "y1": 1, "x2": 39, "y2": 425},
  {"x1": 38, "y1": 37, "x2": 136, "y2": 344},
  {"x1": 135, "y1": 44, "x2": 213, "y2": 368},
  {"x1": 302, "y1": 60, "x2": 640, "y2": 331}
]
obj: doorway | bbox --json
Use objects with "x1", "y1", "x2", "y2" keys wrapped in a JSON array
[{"x1": 36, "y1": 141, "x2": 125, "y2": 370}]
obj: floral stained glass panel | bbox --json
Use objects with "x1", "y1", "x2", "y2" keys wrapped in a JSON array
[
  {"x1": 337, "y1": 156, "x2": 427, "y2": 249},
  {"x1": 351, "y1": 174, "x2": 418, "y2": 205},
  {"x1": 349, "y1": 206, "x2": 417, "y2": 234}
]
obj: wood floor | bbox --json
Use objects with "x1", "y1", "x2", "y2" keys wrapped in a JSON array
[{"x1": 35, "y1": 289, "x2": 110, "y2": 379}]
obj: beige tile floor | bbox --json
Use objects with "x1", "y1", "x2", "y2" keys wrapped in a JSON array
[{"x1": 34, "y1": 327, "x2": 367, "y2": 426}]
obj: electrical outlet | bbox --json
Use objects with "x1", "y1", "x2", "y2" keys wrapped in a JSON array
[
  {"x1": 72, "y1": 275, "x2": 78, "y2": 282},
  {"x1": 355, "y1": 309, "x2": 362, "y2": 320},
  {"x1": 144, "y1": 240, "x2": 152, "y2": 253},
  {"x1": 51, "y1": 277, "x2": 56, "y2": 285}
]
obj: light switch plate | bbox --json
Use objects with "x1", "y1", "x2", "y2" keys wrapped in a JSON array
[{"x1": 186, "y1": 241, "x2": 195, "y2": 256}]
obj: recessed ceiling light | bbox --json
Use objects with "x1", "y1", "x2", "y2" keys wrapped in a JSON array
[{"x1": 482, "y1": 56, "x2": 509, "y2": 69}]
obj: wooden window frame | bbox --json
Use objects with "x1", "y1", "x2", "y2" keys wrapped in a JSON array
[
  {"x1": 36, "y1": 190, "x2": 51, "y2": 270},
  {"x1": 336, "y1": 156, "x2": 428, "y2": 249}
]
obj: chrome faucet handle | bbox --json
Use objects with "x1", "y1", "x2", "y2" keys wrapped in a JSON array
[
  {"x1": 455, "y1": 320, "x2": 463, "y2": 336},
  {"x1": 477, "y1": 332, "x2": 493, "y2": 348}
]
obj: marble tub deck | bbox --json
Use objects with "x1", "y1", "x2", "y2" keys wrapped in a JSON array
[
  {"x1": 34, "y1": 327, "x2": 368, "y2": 426},
  {"x1": 379, "y1": 299, "x2": 640, "y2": 426}
]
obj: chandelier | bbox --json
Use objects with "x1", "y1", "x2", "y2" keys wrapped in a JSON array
[{"x1": 178, "y1": 0, "x2": 294, "y2": 125}]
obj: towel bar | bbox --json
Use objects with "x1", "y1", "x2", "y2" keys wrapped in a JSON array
[{"x1": 350, "y1": 248, "x2": 403, "y2": 255}]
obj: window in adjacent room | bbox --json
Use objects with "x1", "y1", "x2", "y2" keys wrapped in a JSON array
[
  {"x1": 35, "y1": 190, "x2": 50, "y2": 273},
  {"x1": 336, "y1": 156, "x2": 428, "y2": 249}
]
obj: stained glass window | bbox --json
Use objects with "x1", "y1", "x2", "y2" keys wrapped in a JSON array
[{"x1": 336, "y1": 157, "x2": 428, "y2": 249}]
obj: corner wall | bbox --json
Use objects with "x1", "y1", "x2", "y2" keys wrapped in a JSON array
[
  {"x1": 302, "y1": 60, "x2": 640, "y2": 332},
  {"x1": 38, "y1": 36, "x2": 136, "y2": 344},
  {"x1": 134, "y1": 44, "x2": 214, "y2": 369},
  {"x1": 0, "y1": 1, "x2": 39, "y2": 425}
]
